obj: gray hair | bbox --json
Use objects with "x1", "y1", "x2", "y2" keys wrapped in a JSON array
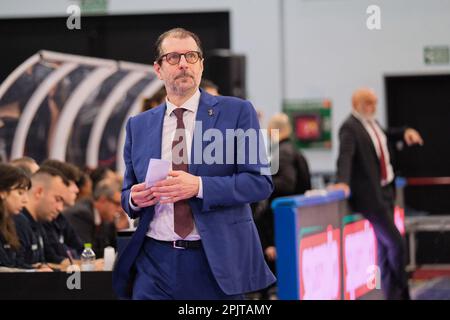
[{"x1": 93, "y1": 179, "x2": 121, "y2": 201}]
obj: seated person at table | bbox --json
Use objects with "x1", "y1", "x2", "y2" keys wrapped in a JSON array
[
  {"x1": 40, "y1": 160, "x2": 84, "y2": 262},
  {"x1": 89, "y1": 166, "x2": 129, "y2": 230},
  {"x1": 14, "y1": 167, "x2": 69, "y2": 270},
  {"x1": 64, "y1": 179, "x2": 121, "y2": 258},
  {"x1": 0, "y1": 163, "x2": 32, "y2": 269}
]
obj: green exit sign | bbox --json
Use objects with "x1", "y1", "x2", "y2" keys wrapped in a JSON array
[
  {"x1": 424, "y1": 46, "x2": 450, "y2": 65},
  {"x1": 79, "y1": 0, "x2": 108, "y2": 15}
]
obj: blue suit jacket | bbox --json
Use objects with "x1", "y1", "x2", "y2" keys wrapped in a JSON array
[{"x1": 112, "y1": 90, "x2": 276, "y2": 298}]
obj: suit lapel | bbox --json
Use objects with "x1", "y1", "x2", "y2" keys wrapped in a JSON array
[
  {"x1": 147, "y1": 104, "x2": 165, "y2": 160},
  {"x1": 351, "y1": 115, "x2": 379, "y2": 162},
  {"x1": 190, "y1": 90, "x2": 220, "y2": 175}
]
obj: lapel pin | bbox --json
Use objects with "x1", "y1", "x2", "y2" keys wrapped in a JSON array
[{"x1": 208, "y1": 109, "x2": 214, "y2": 116}]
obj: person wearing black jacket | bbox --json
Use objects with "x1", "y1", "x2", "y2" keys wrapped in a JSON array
[
  {"x1": 40, "y1": 160, "x2": 84, "y2": 262},
  {"x1": 333, "y1": 88, "x2": 423, "y2": 300},
  {"x1": 15, "y1": 167, "x2": 68, "y2": 270},
  {"x1": 42, "y1": 213, "x2": 83, "y2": 262},
  {"x1": 253, "y1": 113, "x2": 311, "y2": 298},
  {"x1": 64, "y1": 179, "x2": 120, "y2": 258},
  {"x1": 258, "y1": 113, "x2": 311, "y2": 252},
  {"x1": 15, "y1": 207, "x2": 47, "y2": 266}
]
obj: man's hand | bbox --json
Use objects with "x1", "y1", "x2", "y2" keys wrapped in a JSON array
[
  {"x1": 404, "y1": 128, "x2": 424, "y2": 146},
  {"x1": 131, "y1": 182, "x2": 160, "y2": 208},
  {"x1": 265, "y1": 246, "x2": 277, "y2": 261},
  {"x1": 95, "y1": 258, "x2": 104, "y2": 271},
  {"x1": 32, "y1": 263, "x2": 54, "y2": 272},
  {"x1": 152, "y1": 171, "x2": 200, "y2": 204},
  {"x1": 327, "y1": 183, "x2": 351, "y2": 197},
  {"x1": 47, "y1": 258, "x2": 71, "y2": 271},
  {"x1": 115, "y1": 210, "x2": 130, "y2": 230}
]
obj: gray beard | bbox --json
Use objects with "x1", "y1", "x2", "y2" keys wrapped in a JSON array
[{"x1": 170, "y1": 81, "x2": 197, "y2": 97}]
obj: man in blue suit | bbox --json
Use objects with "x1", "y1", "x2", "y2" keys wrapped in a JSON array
[{"x1": 112, "y1": 28, "x2": 276, "y2": 299}]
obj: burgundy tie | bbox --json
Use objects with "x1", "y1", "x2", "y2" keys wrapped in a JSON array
[
  {"x1": 171, "y1": 108, "x2": 194, "y2": 238},
  {"x1": 368, "y1": 121, "x2": 388, "y2": 182}
]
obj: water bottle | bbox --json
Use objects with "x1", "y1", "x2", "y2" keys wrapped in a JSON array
[{"x1": 80, "y1": 243, "x2": 96, "y2": 271}]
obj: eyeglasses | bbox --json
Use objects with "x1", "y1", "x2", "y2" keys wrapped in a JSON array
[{"x1": 157, "y1": 51, "x2": 202, "y2": 65}]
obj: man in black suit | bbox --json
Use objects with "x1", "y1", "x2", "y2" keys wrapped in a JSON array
[{"x1": 333, "y1": 88, "x2": 423, "y2": 300}]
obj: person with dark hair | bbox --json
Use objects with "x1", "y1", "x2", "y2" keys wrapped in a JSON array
[
  {"x1": 76, "y1": 172, "x2": 93, "y2": 201},
  {"x1": 113, "y1": 28, "x2": 274, "y2": 300},
  {"x1": 41, "y1": 159, "x2": 81, "y2": 207},
  {"x1": 14, "y1": 167, "x2": 68, "y2": 270},
  {"x1": 39, "y1": 159, "x2": 84, "y2": 263},
  {"x1": 0, "y1": 164, "x2": 32, "y2": 268}
]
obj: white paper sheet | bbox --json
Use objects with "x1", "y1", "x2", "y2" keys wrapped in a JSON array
[{"x1": 145, "y1": 158, "x2": 171, "y2": 188}]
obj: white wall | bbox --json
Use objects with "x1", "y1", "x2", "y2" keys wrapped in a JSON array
[
  {"x1": 283, "y1": 0, "x2": 450, "y2": 172},
  {"x1": 2, "y1": 0, "x2": 450, "y2": 173},
  {"x1": 0, "y1": 0, "x2": 283, "y2": 132}
]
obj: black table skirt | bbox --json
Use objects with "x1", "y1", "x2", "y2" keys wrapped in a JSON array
[{"x1": 0, "y1": 271, "x2": 116, "y2": 300}]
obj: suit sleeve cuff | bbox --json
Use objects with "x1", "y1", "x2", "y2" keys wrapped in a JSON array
[
  {"x1": 196, "y1": 177, "x2": 203, "y2": 199},
  {"x1": 129, "y1": 193, "x2": 141, "y2": 211}
]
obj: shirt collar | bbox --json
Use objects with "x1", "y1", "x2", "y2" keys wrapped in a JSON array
[
  {"x1": 94, "y1": 208, "x2": 101, "y2": 226},
  {"x1": 165, "y1": 89, "x2": 201, "y2": 116}
]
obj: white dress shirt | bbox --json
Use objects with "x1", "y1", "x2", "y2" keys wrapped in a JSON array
[
  {"x1": 94, "y1": 208, "x2": 102, "y2": 226},
  {"x1": 352, "y1": 110, "x2": 394, "y2": 186},
  {"x1": 130, "y1": 90, "x2": 203, "y2": 241}
]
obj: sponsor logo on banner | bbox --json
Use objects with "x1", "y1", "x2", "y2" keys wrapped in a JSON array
[
  {"x1": 299, "y1": 225, "x2": 341, "y2": 300},
  {"x1": 343, "y1": 219, "x2": 378, "y2": 300}
]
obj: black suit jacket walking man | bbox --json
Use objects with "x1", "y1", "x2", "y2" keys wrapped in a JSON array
[{"x1": 332, "y1": 88, "x2": 423, "y2": 300}]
